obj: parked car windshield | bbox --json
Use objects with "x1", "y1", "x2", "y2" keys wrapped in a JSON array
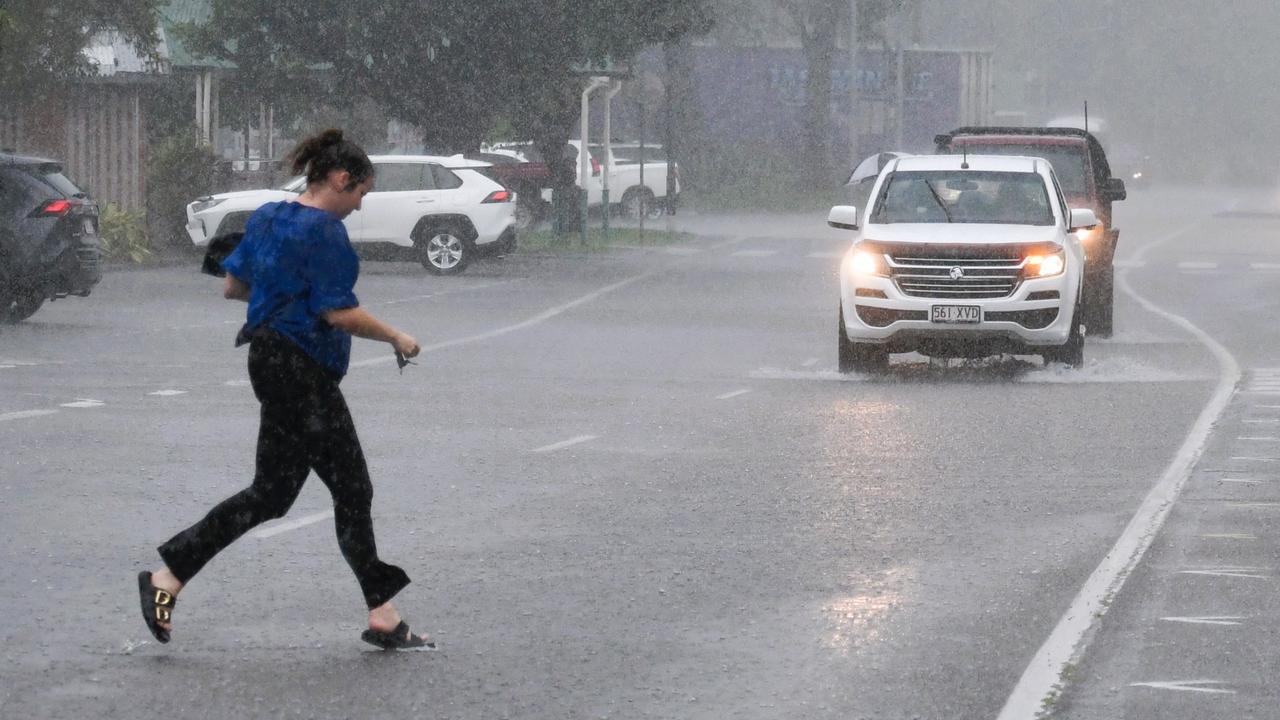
[
  {"x1": 955, "y1": 144, "x2": 1089, "y2": 195},
  {"x1": 871, "y1": 170, "x2": 1055, "y2": 225}
]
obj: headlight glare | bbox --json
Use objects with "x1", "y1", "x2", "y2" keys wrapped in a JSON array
[
  {"x1": 850, "y1": 249, "x2": 886, "y2": 276},
  {"x1": 1026, "y1": 251, "x2": 1066, "y2": 278}
]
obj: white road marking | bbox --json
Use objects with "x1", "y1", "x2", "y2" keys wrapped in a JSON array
[
  {"x1": 224, "y1": 380, "x2": 251, "y2": 387},
  {"x1": 802, "y1": 358, "x2": 820, "y2": 367},
  {"x1": 251, "y1": 510, "x2": 334, "y2": 539},
  {"x1": 0, "y1": 409, "x2": 59, "y2": 423},
  {"x1": 1160, "y1": 616, "x2": 1245, "y2": 626},
  {"x1": 710, "y1": 235, "x2": 751, "y2": 250},
  {"x1": 1178, "y1": 567, "x2": 1269, "y2": 579},
  {"x1": 350, "y1": 273, "x2": 652, "y2": 369},
  {"x1": 1177, "y1": 261, "x2": 1219, "y2": 270},
  {"x1": 1218, "y1": 478, "x2": 1266, "y2": 485},
  {"x1": 732, "y1": 249, "x2": 778, "y2": 258},
  {"x1": 1112, "y1": 259, "x2": 1147, "y2": 268},
  {"x1": 998, "y1": 219, "x2": 1242, "y2": 720},
  {"x1": 1230, "y1": 456, "x2": 1277, "y2": 462},
  {"x1": 1254, "y1": 404, "x2": 1280, "y2": 409},
  {"x1": 1201, "y1": 533, "x2": 1258, "y2": 540},
  {"x1": 663, "y1": 246, "x2": 703, "y2": 256},
  {"x1": 1251, "y1": 262, "x2": 1280, "y2": 271},
  {"x1": 531, "y1": 435, "x2": 598, "y2": 454},
  {"x1": 148, "y1": 390, "x2": 188, "y2": 397},
  {"x1": 807, "y1": 251, "x2": 843, "y2": 259},
  {"x1": 60, "y1": 399, "x2": 104, "y2": 408},
  {"x1": 1129, "y1": 681, "x2": 1236, "y2": 695},
  {"x1": 1237, "y1": 436, "x2": 1280, "y2": 441},
  {"x1": 1243, "y1": 419, "x2": 1280, "y2": 424},
  {"x1": 716, "y1": 389, "x2": 752, "y2": 400},
  {"x1": 1228, "y1": 501, "x2": 1280, "y2": 508}
]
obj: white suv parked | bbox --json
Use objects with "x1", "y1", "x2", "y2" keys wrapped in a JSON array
[
  {"x1": 828, "y1": 154, "x2": 1097, "y2": 371},
  {"x1": 186, "y1": 155, "x2": 517, "y2": 275}
]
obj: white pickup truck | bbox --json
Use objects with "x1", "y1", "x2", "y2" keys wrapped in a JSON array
[{"x1": 504, "y1": 140, "x2": 677, "y2": 220}]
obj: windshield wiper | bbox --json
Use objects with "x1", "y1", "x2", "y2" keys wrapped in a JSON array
[{"x1": 923, "y1": 181, "x2": 954, "y2": 223}]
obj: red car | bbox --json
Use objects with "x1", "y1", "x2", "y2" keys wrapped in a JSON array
[{"x1": 935, "y1": 127, "x2": 1127, "y2": 336}]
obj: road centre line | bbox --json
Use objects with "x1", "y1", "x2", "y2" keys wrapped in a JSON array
[
  {"x1": 0, "y1": 409, "x2": 59, "y2": 423},
  {"x1": 1230, "y1": 456, "x2": 1277, "y2": 462},
  {"x1": 998, "y1": 220, "x2": 1243, "y2": 719},
  {"x1": 1129, "y1": 680, "x2": 1236, "y2": 695},
  {"x1": 531, "y1": 435, "x2": 598, "y2": 454},
  {"x1": 1218, "y1": 478, "x2": 1266, "y2": 484},
  {"x1": 251, "y1": 510, "x2": 334, "y2": 539},
  {"x1": 1201, "y1": 533, "x2": 1258, "y2": 540},
  {"x1": 1178, "y1": 567, "x2": 1269, "y2": 579},
  {"x1": 1237, "y1": 436, "x2": 1280, "y2": 441},
  {"x1": 349, "y1": 272, "x2": 653, "y2": 369},
  {"x1": 716, "y1": 389, "x2": 752, "y2": 400},
  {"x1": 1160, "y1": 616, "x2": 1245, "y2": 626}
]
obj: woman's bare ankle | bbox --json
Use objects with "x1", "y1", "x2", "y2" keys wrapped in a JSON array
[
  {"x1": 368, "y1": 602, "x2": 401, "y2": 631},
  {"x1": 151, "y1": 567, "x2": 183, "y2": 595}
]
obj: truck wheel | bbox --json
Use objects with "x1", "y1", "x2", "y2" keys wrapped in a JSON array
[
  {"x1": 514, "y1": 197, "x2": 546, "y2": 231},
  {"x1": 621, "y1": 187, "x2": 661, "y2": 221},
  {"x1": 1043, "y1": 302, "x2": 1085, "y2": 368},
  {"x1": 1, "y1": 291, "x2": 44, "y2": 324},
  {"x1": 417, "y1": 224, "x2": 470, "y2": 275},
  {"x1": 839, "y1": 306, "x2": 889, "y2": 373},
  {"x1": 1085, "y1": 265, "x2": 1115, "y2": 337}
]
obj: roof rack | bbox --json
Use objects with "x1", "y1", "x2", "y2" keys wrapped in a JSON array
[{"x1": 935, "y1": 126, "x2": 1101, "y2": 146}]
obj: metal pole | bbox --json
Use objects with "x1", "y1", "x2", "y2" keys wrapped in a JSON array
[
  {"x1": 637, "y1": 100, "x2": 646, "y2": 240},
  {"x1": 848, "y1": 0, "x2": 860, "y2": 168},
  {"x1": 895, "y1": 8, "x2": 906, "y2": 149},
  {"x1": 579, "y1": 76, "x2": 608, "y2": 245},
  {"x1": 602, "y1": 79, "x2": 623, "y2": 240}
]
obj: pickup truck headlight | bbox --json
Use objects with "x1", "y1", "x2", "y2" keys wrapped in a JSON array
[
  {"x1": 848, "y1": 249, "x2": 888, "y2": 276},
  {"x1": 1025, "y1": 249, "x2": 1066, "y2": 278},
  {"x1": 190, "y1": 197, "x2": 225, "y2": 215}
]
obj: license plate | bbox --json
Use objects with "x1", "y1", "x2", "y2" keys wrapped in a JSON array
[
  {"x1": 931, "y1": 305, "x2": 981, "y2": 324},
  {"x1": 83, "y1": 218, "x2": 96, "y2": 235}
]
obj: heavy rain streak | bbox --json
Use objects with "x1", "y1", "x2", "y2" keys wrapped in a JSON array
[{"x1": 3, "y1": 1, "x2": 1280, "y2": 718}]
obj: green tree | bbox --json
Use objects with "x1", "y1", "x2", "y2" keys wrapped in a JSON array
[{"x1": 0, "y1": 0, "x2": 163, "y2": 100}]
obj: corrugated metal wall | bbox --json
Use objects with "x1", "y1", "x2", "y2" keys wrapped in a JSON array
[{"x1": 1, "y1": 86, "x2": 146, "y2": 212}]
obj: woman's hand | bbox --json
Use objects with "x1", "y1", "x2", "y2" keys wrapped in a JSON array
[{"x1": 392, "y1": 332, "x2": 421, "y2": 358}]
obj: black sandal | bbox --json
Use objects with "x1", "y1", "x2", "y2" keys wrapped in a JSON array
[
  {"x1": 361, "y1": 621, "x2": 435, "y2": 651},
  {"x1": 137, "y1": 571, "x2": 176, "y2": 644}
]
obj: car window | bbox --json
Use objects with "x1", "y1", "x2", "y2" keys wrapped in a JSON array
[
  {"x1": 430, "y1": 164, "x2": 463, "y2": 190},
  {"x1": 0, "y1": 169, "x2": 31, "y2": 215},
  {"x1": 871, "y1": 171, "x2": 1054, "y2": 225},
  {"x1": 371, "y1": 163, "x2": 432, "y2": 192},
  {"x1": 34, "y1": 164, "x2": 85, "y2": 198},
  {"x1": 955, "y1": 143, "x2": 1090, "y2": 195}
]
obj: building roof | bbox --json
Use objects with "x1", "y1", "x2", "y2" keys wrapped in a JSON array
[{"x1": 83, "y1": 30, "x2": 171, "y2": 79}]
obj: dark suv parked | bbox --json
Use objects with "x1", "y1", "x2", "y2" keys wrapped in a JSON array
[
  {"x1": 935, "y1": 127, "x2": 1127, "y2": 336},
  {"x1": 0, "y1": 152, "x2": 101, "y2": 323}
]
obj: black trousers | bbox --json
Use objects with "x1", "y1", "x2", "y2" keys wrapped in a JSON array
[{"x1": 158, "y1": 332, "x2": 410, "y2": 609}]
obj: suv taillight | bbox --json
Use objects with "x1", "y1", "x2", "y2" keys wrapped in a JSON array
[
  {"x1": 33, "y1": 199, "x2": 73, "y2": 217},
  {"x1": 482, "y1": 190, "x2": 514, "y2": 204}
]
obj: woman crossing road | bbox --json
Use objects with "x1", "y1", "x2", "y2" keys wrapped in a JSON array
[{"x1": 137, "y1": 128, "x2": 432, "y2": 650}]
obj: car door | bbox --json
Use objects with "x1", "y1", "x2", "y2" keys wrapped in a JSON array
[{"x1": 351, "y1": 162, "x2": 435, "y2": 246}]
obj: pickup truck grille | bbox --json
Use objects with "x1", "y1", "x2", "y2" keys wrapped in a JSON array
[{"x1": 888, "y1": 252, "x2": 1023, "y2": 299}]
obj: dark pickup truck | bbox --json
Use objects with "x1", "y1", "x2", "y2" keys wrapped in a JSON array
[{"x1": 936, "y1": 127, "x2": 1127, "y2": 336}]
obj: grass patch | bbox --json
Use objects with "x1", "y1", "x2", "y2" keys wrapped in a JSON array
[{"x1": 518, "y1": 227, "x2": 696, "y2": 254}]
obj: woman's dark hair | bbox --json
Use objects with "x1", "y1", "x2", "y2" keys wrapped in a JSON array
[{"x1": 286, "y1": 129, "x2": 374, "y2": 191}]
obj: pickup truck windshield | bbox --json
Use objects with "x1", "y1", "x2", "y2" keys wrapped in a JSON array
[
  {"x1": 954, "y1": 144, "x2": 1089, "y2": 195},
  {"x1": 871, "y1": 171, "x2": 1055, "y2": 226}
]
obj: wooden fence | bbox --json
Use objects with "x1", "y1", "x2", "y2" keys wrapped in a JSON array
[{"x1": 0, "y1": 85, "x2": 147, "y2": 212}]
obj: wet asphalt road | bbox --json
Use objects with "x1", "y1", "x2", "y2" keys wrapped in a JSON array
[{"x1": 0, "y1": 186, "x2": 1273, "y2": 719}]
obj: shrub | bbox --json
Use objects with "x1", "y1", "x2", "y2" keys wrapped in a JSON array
[
  {"x1": 146, "y1": 128, "x2": 221, "y2": 248},
  {"x1": 98, "y1": 203, "x2": 151, "y2": 264}
]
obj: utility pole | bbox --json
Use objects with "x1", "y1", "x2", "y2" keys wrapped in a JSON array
[
  {"x1": 894, "y1": 6, "x2": 906, "y2": 149},
  {"x1": 848, "y1": 0, "x2": 859, "y2": 168}
]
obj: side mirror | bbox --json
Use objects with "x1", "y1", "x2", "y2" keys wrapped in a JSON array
[
  {"x1": 1104, "y1": 177, "x2": 1127, "y2": 202},
  {"x1": 827, "y1": 205, "x2": 859, "y2": 231},
  {"x1": 1068, "y1": 209, "x2": 1099, "y2": 233}
]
